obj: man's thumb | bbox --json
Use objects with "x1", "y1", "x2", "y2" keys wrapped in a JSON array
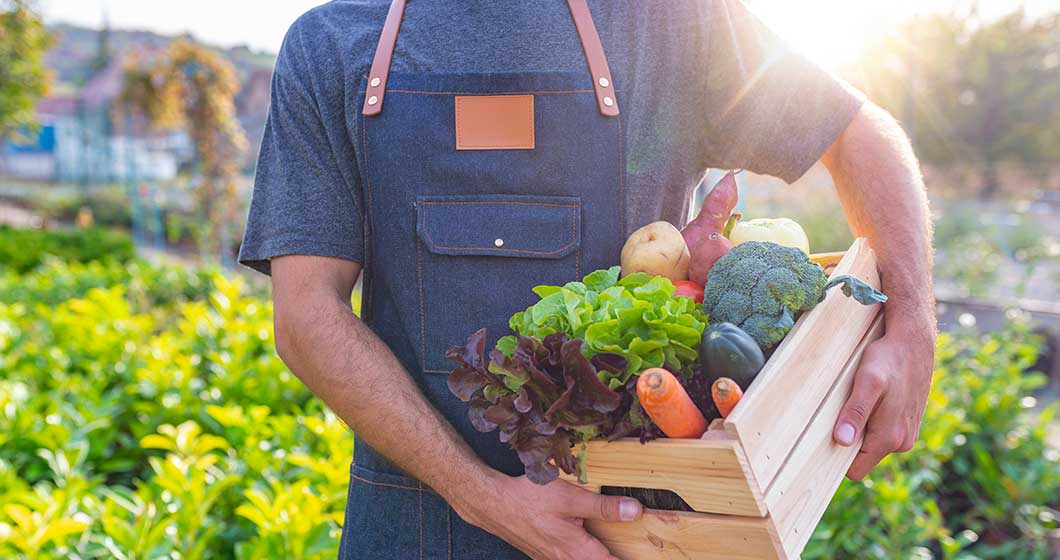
[
  {"x1": 577, "y1": 493, "x2": 643, "y2": 522},
  {"x1": 834, "y1": 370, "x2": 884, "y2": 447}
]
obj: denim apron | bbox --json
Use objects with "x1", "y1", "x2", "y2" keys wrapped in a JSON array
[{"x1": 340, "y1": 1, "x2": 624, "y2": 558}]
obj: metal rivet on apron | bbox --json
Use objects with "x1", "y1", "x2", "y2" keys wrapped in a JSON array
[
  {"x1": 603, "y1": 96, "x2": 614, "y2": 107},
  {"x1": 598, "y1": 77, "x2": 610, "y2": 88},
  {"x1": 494, "y1": 238, "x2": 504, "y2": 248},
  {"x1": 368, "y1": 95, "x2": 379, "y2": 105},
  {"x1": 370, "y1": 77, "x2": 381, "y2": 87}
]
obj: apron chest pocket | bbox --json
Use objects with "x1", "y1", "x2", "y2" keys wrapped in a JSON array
[{"x1": 415, "y1": 194, "x2": 581, "y2": 373}]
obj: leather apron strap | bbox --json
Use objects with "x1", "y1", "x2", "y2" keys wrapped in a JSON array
[{"x1": 362, "y1": 0, "x2": 619, "y2": 117}]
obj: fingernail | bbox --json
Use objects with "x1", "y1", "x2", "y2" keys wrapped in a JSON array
[
  {"x1": 836, "y1": 423, "x2": 856, "y2": 446},
  {"x1": 619, "y1": 498, "x2": 640, "y2": 521}
]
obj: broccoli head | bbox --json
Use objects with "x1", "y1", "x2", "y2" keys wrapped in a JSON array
[{"x1": 702, "y1": 241, "x2": 887, "y2": 351}]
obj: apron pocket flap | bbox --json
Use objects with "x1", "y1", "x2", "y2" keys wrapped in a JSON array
[{"x1": 417, "y1": 195, "x2": 580, "y2": 259}]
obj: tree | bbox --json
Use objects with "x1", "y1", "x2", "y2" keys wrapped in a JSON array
[
  {"x1": 120, "y1": 40, "x2": 248, "y2": 260},
  {"x1": 0, "y1": 0, "x2": 52, "y2": 139},
  {"x1": 846, "y1": 8, "x2": 1060, "y2": 197}
]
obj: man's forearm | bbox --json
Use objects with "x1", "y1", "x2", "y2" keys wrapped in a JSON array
[
  {"x1": 822, "y1": 102, "x2": 935, "y2": 336},
  {"x1": 273, "y1": 279, "x2": 499, "y2": 510}
]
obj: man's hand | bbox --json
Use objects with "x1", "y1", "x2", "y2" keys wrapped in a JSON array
[
  {"x1": 820, "y1": 101, "x2": 936, "y2": 479},
  {"x1": 451, "y1": 474, "x2": 642, "y2": 560},
  {"x1": 833, "y1": 326, "x2": 935, "y2": 480}
]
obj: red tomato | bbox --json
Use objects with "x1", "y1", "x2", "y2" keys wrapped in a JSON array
[{"x1": 673, "y1": 280, "x2": 704, "y2": 303}]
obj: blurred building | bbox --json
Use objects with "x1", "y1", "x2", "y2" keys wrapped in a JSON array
[
  {"x1": 1, "y1": 57, "x2": 187, "y2": 184},
  {"x1": 2, "y1": 22, "x2": 273, "y2": 185}
]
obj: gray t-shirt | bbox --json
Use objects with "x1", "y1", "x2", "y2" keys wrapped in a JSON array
[{"x1": 239, "y1": 0, "x2": 863, "y2": 275}]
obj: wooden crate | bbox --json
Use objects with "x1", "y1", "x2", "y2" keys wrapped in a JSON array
[{"x1": 565, "y1": 238, "x2": 885, "y2": 559}]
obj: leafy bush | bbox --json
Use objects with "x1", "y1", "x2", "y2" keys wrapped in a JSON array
[
  {"x1": 0, "y1": 226, "x2": 134, "y2": 274},
  {"x1": 0, "y1": 257, "x2": 349, "y2": 559},
  {"x1": 806, "y1": 324, "x2": 1060, "y2": 559},
  {"x1": 27, "y1": 184, "x2": 134, "y2": 229}
]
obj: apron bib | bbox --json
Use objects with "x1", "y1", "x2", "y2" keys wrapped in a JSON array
[{"x1": 343, "y1": 2, "x2": 625, "y2": 557}]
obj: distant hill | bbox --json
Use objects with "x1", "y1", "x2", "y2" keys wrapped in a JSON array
[{"x1": 45, "y1": 23, "x2": 277, "y2": 90}]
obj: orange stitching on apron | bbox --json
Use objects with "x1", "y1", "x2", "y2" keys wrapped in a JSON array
[
  {"x1": 418, "y1": 482, "x2": 424, "y2": 560},
  {"x1": 361, "y1": 110, "x2": 376, "y2": 322},
  {"x1": 359, "y1": 75, "x2": 622, "y2": 97},
  {"x1": 617, "y1": 109, "x2": 626, "y2": 239},
  {"x1": 573, "y1": 205, "x2": 580, "y2": 278},
  {"x1": 386, "y1": 88, "x2": 598, "y2": 95},
  {"x1": 421, "y1": 203, "x2": 579, "y2": 256},
  {"x1": 419, "y1": 200, "x2": 576, "y2": 208},
  {"x1": 447, "y1": 505, "x2": 452, "y2": 560},
  {"x1": 351, "y1": 472, "x2": 424, "y2": 492},
  {"x1": 418, "y1": 236, "x2": 427, "y2": 373}
]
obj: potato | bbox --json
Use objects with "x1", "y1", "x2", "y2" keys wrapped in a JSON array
[
  {"x1": 729, "y1": 218, "x2": 810, "y2": 254},
  {"x1": 620, "y1": 221, "x2": 690, "y2": 281}
]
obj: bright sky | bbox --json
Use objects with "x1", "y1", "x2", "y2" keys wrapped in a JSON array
[{"x1": 41, "y1": 0, "x2": 1057, "y2": 69}]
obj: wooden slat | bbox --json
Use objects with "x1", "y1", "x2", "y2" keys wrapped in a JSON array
[
  {"x1": 724, "y1": 238, "x2": 882, "y2": 489},
  {"x1": 587, "y1": 509, "x2": 783, "y2": 560},
  {"x1": 767, "y1": 314, "x2": 885, "y2": 558},
  {"x1": 566, "y1": 437, "x2": 767, "y2": 517}
]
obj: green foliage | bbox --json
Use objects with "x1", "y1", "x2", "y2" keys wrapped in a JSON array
[
  {"x1": 501, "y1": 266, "x2": 708, "y2": 388},
  {"x1": 30, "y1": 184, "x2": 135, "y2": 229},
  {"x1": 806, "y1": 324, "x2": 1060, "y2": 559},
  {"x1": 933, "y1": 203, "x2": 1059, "y2": 299},
  {"x1": 0, "y1": 255, "x2": 350, "y2": 559},
  {"x1": 850, "y1": 9, "x2": 1060, "y2": 196},
  {"x1": 0, "y1": 0, "x2": 52, "y2": 139},
  {"x1": 0, "y1": 226, "x2": 135, "y2": 274}
]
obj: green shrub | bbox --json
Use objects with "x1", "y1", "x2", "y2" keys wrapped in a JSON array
[
  {"x1": 0, "y1": 226, "x2": 134, "y2": 274},
  {"x1": 806, "y1": 324, "x2": 1060, "y2": 559},
  {"x1": 0, "y1": 259, "x2": 349, "y2": 559},
  {"x1": 29, "y1": 184, "x2": 133, "y2": 229}
]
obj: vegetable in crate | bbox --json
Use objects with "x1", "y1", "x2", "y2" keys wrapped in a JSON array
[
  {"x1": 636, "y1": 368, "x2": 708, "y2": 438},
  {"x1": 729, "y1": 217, "x2": 810, "y2": 254},
  {"x1": 702, "y1": 241, "x2": 888, "y2": 352},
  {"x1": 711, "y1": 377, "x2": 743, "y2": 417},
  {"x1": 447, "y1": 329, "x2": 629, "y2": 485},
  {"x1": 620, "y1": 221, "x2": 690, "y2": 281},
  {"x1": 499, "y1": 266, "x2": 708, "y2": 389},
  {"x1": 672, "y1": 280, "x2": 704, "y2": 303},
  {"x1": 698, "y1": 322, "x2": 765, "y2": 387},
  {"x1": 681, "y1": 171, "x2": 741, "y2": 285}
]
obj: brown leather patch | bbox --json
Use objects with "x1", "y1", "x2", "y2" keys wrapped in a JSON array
[{"x1": 455, "y1": 95, "x2": 535, "y2": 150}]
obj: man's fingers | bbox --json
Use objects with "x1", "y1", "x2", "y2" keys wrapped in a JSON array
[
  {"x1": 846, "y1": 422, "x2": 902, "y2": 480},
  {"x1": 564, "y1": 486, "x2": 642, "y2": 523},
  {"x1": 834, "y1": 361, "x2": 887, "y2": 447},
  {"x1": 569, "y1": 529, "x2": 619, "y2": 560},
  {"x1": 847, "y1": 444, "x2": 888, "y2": 481},
  {"x1": 846, "y1": 395, "x2": 909, "y2": 480}
]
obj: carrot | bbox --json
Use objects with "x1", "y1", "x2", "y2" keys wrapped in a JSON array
[
  {"x1": 711, "y1": 377, "x2": 744, "y2": 417},
  {"x1": 636, "y1": 368, "x2": 708, "y2": 438}
]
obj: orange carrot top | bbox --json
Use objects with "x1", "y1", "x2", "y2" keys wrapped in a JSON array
[
  {"x1": 636, "y1": 368, "x2": 708, "y2": 439},
  {"x1": 711, "y1": 377, "x2": 744, "y2": 418}
]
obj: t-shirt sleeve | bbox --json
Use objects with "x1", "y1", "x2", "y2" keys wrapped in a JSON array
[
  {"x1": 700, "y1": 0, "x2": 865, "y2": 183},
  {"x1": 238, "y1": 33, "x2": 363, "y2": 276}
]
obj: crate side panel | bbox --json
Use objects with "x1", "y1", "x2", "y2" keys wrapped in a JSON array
[
  {"x1": 587, "y1": 509, "x2": 783, "y2": 560},
  {"x1": 766, "y1": 315, "x2": 885, "y2": 558},
  {"x1": 725, "y1": 238, "x2": 882, "y2": 489},
  {"x1": 574, "y1": 438, "x2": 766, "y2": 517}
]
